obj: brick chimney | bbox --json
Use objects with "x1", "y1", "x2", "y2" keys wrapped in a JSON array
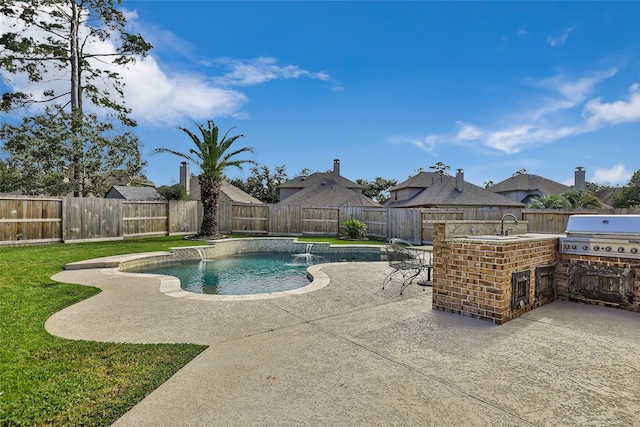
[
  {"x1": 180, "y1": 162, "x2": 190, "y2": 195},
  {"x1": 574, "y1": 166, "x2": 586, "y2": 190},
  {"x1": 455, "y1": 168, "x2": 464, "y2": 192},
  {"x1": 333, "y1": 159, "x2": 341, "y2": 182}
]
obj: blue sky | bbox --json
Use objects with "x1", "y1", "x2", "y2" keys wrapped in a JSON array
[{"x1": 5, "y1": 1, "x2": 640, "y2": 189}]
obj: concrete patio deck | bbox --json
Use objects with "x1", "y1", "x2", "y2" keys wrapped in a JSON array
[{"x1": 46, "y1": 259, "x2": 640, "y2": 426}]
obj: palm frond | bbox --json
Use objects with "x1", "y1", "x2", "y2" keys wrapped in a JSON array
[{"x1": 153, "y1": 148, "x2": 199, "y2": 165}]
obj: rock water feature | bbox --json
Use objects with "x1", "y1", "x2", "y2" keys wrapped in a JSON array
[{"x1": 292, "y1": 244, "x2": 315, "y2": 261}]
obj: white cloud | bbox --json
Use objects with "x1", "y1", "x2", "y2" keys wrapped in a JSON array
[
  {"x1": 485, "y1": 125, "x2": 580, "y2": 153},
  {"x1": 547, "y1": 27, "x2": 575, "y2": 47},
  {"x1": 388, "y1": 135, "x2": 437, "y2": 153},
  {"x1": 527, "y1": 68, "x2": 618, "y2": 118},
  {"x1": 118, "y1": 56, "x2": 248, "y2": 125},
  {"x1": 591, "y1": 164, "x2": 632, "y2": 185},
  {"x1": 584, "y1": 83, "x2": 640, "y2": 125},
  {"x1": 213, "y1": 57, "x2": 342, "y2": 91},
  {"x1": 485, "y1": 126, "x2": 533, "y2": 153},
  {"x1": 455, "y1": 121, "x2": 483, "y2": 141}
]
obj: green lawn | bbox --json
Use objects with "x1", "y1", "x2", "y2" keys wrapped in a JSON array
[{"x1": 0, "y1": 236, "x2": 208, "y2": 426}]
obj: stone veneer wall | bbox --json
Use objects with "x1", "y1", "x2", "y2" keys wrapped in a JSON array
[
  {"x1": 555, "y1": 253, "x2": 640, "y2": 312},
  {"x1": 431, "y1": 222, "x2": 558, "y2": 324}
]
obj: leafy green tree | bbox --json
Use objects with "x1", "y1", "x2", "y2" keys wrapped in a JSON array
[
  {"x1": 409, "y1": 167, "x2": 425, "y2": 178},
  {"x1": 297, "y1": 168, "x2": 312, "y2": 178},
  {"x1": 611, "y1": 170, "x2": 640, "y2": 208},
  {"x1": 356, "y1": 177, "x2": 397, "y2": 203},
  {"x1": 1, "y1": 0, "x2": 151, "y2": 195},
  {"x1": 429, "y1": 162, "x2": 450, "y2": 176},
  {"x1": 229, "y1": 164, "x2": 288, "y2": 203},
  {"x1": 157, "y1": 183, "x2": 191, "y2": 201},
  {"x1": 0, "y1": 105, "x2": 143, "y2": 196},
  {"x1": 585, "y1": 182, "x2": 613, "y2": 194},
  {"x1": 527, "y1": 194, "x2": 572, "y2": 209},
  {"x1": 154, "y1": 121, "x2": 255, "y2": 239},
  {"x1": 0, "y1": 158, "x2": 20, "y2": 193},
  {"x1": 562, "y1": 189, "x2": 602, "y2": 209}
]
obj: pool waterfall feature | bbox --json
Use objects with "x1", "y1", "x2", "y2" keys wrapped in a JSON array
[{"x1": 117, "y1": 238, "x2": 385, "y2": 301}]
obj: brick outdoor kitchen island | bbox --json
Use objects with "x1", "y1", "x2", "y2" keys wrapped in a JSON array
[{"x1": 430, "y1": 221, "x2": 561, "y2": 324}]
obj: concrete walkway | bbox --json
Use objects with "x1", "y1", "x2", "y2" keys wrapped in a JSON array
[{"x1": 46, "y1": 260, "x2": 640, "y2": 426}]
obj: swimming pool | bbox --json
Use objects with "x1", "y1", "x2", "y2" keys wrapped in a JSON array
[{"x1": 128, "y1": 250, "x2": 384, "y2": 295}]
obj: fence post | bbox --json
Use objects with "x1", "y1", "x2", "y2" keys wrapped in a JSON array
[{"x1": 61, "y1": 197, "x2": 67, "y2": 242}]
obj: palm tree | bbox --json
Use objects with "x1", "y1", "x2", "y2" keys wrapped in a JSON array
[
  {"x1": 155, "y1": 120, "x2": 255, "y2": 239},
  {"x1": 562, "y1": 189, "x2": 602, "y2": 209},
  {"x1": 527, "y1": 194, "x2": 572, "y2": 209}
]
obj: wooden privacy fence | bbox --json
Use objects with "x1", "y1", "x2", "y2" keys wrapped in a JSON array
[
  {"x1": 0, "y1": 196, "x2": 199, "y2": 245},
  {"x1": 0, "y1": 197, "x2": 63, "y2": 244},
  {"x1": 3, "y1": 196, "x2": 640, "y2": 245}
]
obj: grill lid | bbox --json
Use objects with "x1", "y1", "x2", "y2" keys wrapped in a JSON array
[{"x1": 565, "y1": 215, "x2": 640, "y2": 236}]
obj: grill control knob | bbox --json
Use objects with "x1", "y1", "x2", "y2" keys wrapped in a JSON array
[
  {"x1": 605, "y1": 246, "x2": 612, "y2": 252},
  {"x1": 571, "y1": 245, "x2": 577, "y2": 249},
  {"x1": 632, "y1": 248, "x2": 639, "y2": 254},
  {"x1": 582, "y1": 245, "x2": 589, "y2": 250},
  {"x1": 594, "y1": 245, "x2": 600, "y2": 251},
  {"x1": 618, "y1": 247, "x2": 625, "y2": 252}
]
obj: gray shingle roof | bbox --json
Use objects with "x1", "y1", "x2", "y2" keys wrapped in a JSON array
[
  {"x1": 386, "y1": 173, "x2": 523, "y2": 208},
  {"x1": 277, "y1": 179, "x2": 381, "y2": 207},
  {"x1": 279, "y1": 171, "x2": 364, "y2": 191},
  {"x1": 388, "y1": 172, "x2": 444, "y2": 191},
  {"x1": 105, "y1": 186, "x2": 165, "y2": 201},
  {"x1": 188, "y1": 178, "x2": 264, "y2": 204},
  {"x1": 489, "y1": 174, "x2": 571, "y2": 195}
]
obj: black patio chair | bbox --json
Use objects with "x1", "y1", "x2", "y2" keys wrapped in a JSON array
[{"x1": 382, "y1": 238, "x2": 431, "y2": 295}]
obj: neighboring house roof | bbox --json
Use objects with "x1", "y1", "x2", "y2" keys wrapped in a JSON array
[
  {"x1": 385, "y1": 172, "x2": 524, "y2": 208},
  {"x1": 105, "y1": 186, "x2": 165, "y2": 201},
  {"x1": 388, "y1": 172, "x2": 446, "y2": 192},
  {"x1": 277, "y1": 179, "x2": 381, "y2": 207},
  {"x1": 594, "y1": 187, "x2": 620, "y2": 207},
  {"x1": 279, "y1": 172, "x2": 364, "y2": 191},
  {"x1": 279, "y1": 159, "x2": 364, "y2": 194},
  {"x1": 188, "y1": 177, "x2": 264, "y2": 204},
  {"x1": 277, "y1": 159, "x2": 378, "y2": 207},
  {"x1": 489, "y1": 174, "x2": 571, "y2": 199}
]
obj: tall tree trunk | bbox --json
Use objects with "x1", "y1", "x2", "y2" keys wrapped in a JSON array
[
  {"x1": 199, "y1": 175, "x2": 223, "y2": 238},
  {"x1": 70, "y1": 1, "x2": 83, "y2": 197}
]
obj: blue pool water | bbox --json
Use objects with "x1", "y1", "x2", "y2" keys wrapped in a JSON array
[{"x1": 131, "y1": 251, "x2": 383, "y2": 295}]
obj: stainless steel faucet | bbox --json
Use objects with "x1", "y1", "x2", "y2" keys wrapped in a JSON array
[{"x1": 500, "y1": 213, "x2": 519, "y2": 236}]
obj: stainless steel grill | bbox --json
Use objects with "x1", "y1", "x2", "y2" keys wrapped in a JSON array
[{"x1": 560, "y1": 215, "x2": 640, "y2": 259}]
